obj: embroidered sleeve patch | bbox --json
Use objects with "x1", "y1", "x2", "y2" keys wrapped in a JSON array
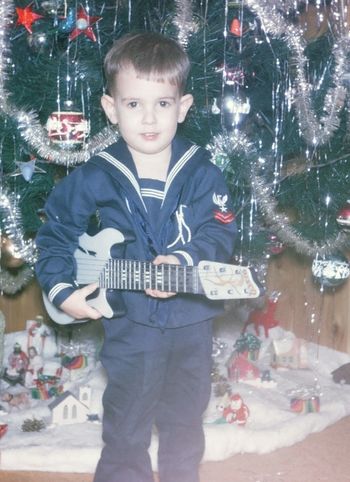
[
  {"x1": 214, "y1": 210, "x2": 235, "y2": 224},
  {"x1": 213, "y1": 193, "x2": 235, "y2": 223}
]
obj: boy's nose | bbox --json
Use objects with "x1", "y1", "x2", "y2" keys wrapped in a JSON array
[{"x1": 142, "y1": 108, "x2": 156, "y2": 124}]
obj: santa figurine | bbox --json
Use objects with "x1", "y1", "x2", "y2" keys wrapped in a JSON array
[
  {"x1": 223, "y1": 393, "x2": 249, "y2": 425},
  {"x1": 3, "y1": 342, "x2": 29, "y2": 385}
]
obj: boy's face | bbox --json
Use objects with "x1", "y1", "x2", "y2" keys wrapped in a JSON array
[{"x1": 101, "y1": 66, "x2": 193, "y2": 162}]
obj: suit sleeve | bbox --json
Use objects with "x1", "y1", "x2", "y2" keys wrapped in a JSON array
[
  {"x1": 167, "y1": 163, "x2": 237, "y2": 266},
  {"x1": 35, "y1": 165, "x2": 98, "y2": 307}
]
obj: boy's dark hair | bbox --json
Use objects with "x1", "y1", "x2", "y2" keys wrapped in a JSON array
[{"x1": 104, "y1": 32, "x2": 190, "y2": 95}]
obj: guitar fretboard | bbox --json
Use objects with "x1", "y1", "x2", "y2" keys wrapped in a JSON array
[{"x1": 99, "y1": 259, "x2": 204, "y2": 295}]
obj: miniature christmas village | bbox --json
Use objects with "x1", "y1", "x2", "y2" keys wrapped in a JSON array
[{"x1": 1, "y1": 294, "x2": 350, "y2": 472}]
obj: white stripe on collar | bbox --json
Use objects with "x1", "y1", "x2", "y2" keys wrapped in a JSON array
[
  {"x1": 97, "y1": 151, "x2": 147, "y2": 211},
  {"x1": 162, "y1": 145, "x2": 200, "y2": 207}
]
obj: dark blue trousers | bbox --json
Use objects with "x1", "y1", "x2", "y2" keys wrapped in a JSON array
[{"x1": 93, "y1": 317, "x2": 213, "y2": 482}]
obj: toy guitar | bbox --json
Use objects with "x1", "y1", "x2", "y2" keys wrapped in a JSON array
[{"x1": 42, "y1": 227, "x2": 263, "y2": 325}]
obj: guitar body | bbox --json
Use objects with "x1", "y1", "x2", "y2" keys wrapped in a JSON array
[
  {"x1": 42, "y1": 228, "x2": 127, "y2": 325},
  {"x1": 42, "y1": 228, "x2": 263, "y2": 325}
]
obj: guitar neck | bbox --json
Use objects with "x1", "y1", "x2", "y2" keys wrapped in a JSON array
[{"x1": 98, "y1": 259, "x2": 204, "y2": 295}]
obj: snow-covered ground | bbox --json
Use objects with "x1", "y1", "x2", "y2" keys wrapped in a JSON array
[{"x1": 1, "y1": 320, "x2": 350, "y2": 473}]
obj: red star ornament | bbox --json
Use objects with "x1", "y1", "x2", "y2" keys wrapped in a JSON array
[
  {"x1": 16, "y1": 4, "x2": 44, "y2": 34},
  {"x1": 69, "y1": 6, "x2": 101, "y2": 42}
]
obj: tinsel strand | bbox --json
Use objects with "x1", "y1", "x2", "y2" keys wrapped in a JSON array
[
  {"x1": 0, "y1": 190, "x2": 37, "y2": 264},
  {"x1": 209, "y1": 130, "x2": 350, "y2": 257},
  {"x1": 244, "y1": 0, "x2": 349, "y2": 147},
  {"x1": 173, "y1": 0, "x2": 196, "y2": 47},
  {"x1": 0, "y1": 265, "x2": 34, "y2": 294}
]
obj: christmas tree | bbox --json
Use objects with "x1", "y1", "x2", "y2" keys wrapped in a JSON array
[{"x1": 0, "y1": 0, "x2": 349, "y2": 296}]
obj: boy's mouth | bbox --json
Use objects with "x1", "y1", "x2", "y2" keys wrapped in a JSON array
[{"x1": 141, "y1": 132, "x2": 159, "y2": 140}]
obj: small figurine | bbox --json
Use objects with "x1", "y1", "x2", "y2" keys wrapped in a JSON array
[
  {"x1": 3, "y1": 343, "x2": 29, "y2": 385},
  {"x1": 1, "y1": 390, "x2": 29, "y2": 410},
  {"x1": 0, "y1": 424, "x2": 8, "y2": 439},
  {"x1": 25, "y1": 346, "x2": 44, "y2": 387},
  {"x1": 26, "y1": 315, "x2": 50, "y2": 355},
  {"x1": 223, "y1": 393, "x2": 249, "y2": 425},
  {"x1": 243, "y1": 291, "x2": 280, "y2": 338}
]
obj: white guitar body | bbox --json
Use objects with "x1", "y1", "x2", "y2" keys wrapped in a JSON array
[
  {"x1": 42, "y1": 228, "x2": 262, "y2": 325},
  {"x1": 42, "y1": 228, "x2": 125, "y2": 325}
]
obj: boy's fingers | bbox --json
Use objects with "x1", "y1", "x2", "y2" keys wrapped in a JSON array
[{"x1": 81, "y1": 283, "x2": 98, "y2": 296}]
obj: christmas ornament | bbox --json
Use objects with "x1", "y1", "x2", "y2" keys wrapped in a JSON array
[
  {"x1": 69, "y1": 6, "x2": 101, "y2": 42},
  {"x1": 312, "y1": 253, "x2": 350, "y2": 288},
  {"x1": 1, "y1": 236, "x2": 25, "y2": 269},
  {"x1": 230, "y1": 18, "x2": 242, "y2": 36},
  {"x1": 222, "y1": 86, "x2": 250, "y2": 130},
  {"x1": 211, "y1": 98, "x2": 220, "y2": 115},
  {"x1": 215, "y1": 65, "x2": 245, "y2": 86},
  {"x1": 57, "y1": 7, "x2": 76, "y2": 34},
  {"x1": 9, "y1": 158, "x2": 46, "y2": 182},
  {"x1": 41, "y1": 0, "x2": 64, "y2": 15},
  {"x1": 267, "y1": 233, "x2": 285, "y2": 255},
  {"x1": 27, "y1": 30, "x2": 50, "y2": 52},
  {"x1": 336, "y1": 201, "x2": 350, "y2": 232},
  {"x1": 212, "y1": 337, "x2": 227, "y2": 358},
  {"x1": 46, "y1": 107, "x2": 90, "y2": 147},
  {"x1": 16, "y1": 4, "x2": 44, "y2": 34}
]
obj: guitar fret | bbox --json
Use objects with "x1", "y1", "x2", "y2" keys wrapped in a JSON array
[{"x1": 100, "y1": 258, "x2": 201, "y2": 295}]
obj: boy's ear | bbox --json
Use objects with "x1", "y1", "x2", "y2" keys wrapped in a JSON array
[
  {"x1": 101, "y1": 94, "x2": 118, "y2": 124},
  {"x1": 178, "y1": 94, "x2": 193, "y2": 123}
]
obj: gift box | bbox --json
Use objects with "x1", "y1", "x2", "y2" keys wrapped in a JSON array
[
  {"x1": 290, "y1": 396, "x2": 320, "y2": 414},
  {"x1": 287, "y1": 386, "x2": 320, "y2": 414}
]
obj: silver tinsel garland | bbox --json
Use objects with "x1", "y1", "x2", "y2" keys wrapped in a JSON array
[
  {"x1": 0, "y1": 190, "x2": 37, "y2": 265},
  {"x1": 245, "y1": 0, "x2": 349, "y2": 148},
  {"x1": 209, "y1": 130, "x2": 350, "y2": 258},
  {"x1": 0, "y1": 265, "x2": 35, "y2": 294},
  {"x1": 0, "y1": 190, "x2": 37, "y2": 292},
  {"x1": 173, "y1": 0, "x2": 196, "y2": 47}
]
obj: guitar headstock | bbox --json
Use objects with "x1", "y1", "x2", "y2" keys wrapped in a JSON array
[{"x1": 198, "y1": 261, "x2": 263, "y2": 300}]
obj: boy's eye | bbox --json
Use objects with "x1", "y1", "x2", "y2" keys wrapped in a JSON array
[
  {"x1": 159, "y1": 100, "x2": 171, "y2": 107},
  {"x1": 127, "y1": 101, "x2": 138, "y2": 108}
]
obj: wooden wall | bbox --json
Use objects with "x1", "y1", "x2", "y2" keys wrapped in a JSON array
[
  {"x1": 267, "y1": 250, "x2": 350, "y2": 355},
  {"x1": 1, "y1": 250, "x2": 350, "y2": 354}
]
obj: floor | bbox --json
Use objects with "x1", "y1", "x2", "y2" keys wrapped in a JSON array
[{"x1": 1, "y1": 415, "x2": 349, "y2": 482}]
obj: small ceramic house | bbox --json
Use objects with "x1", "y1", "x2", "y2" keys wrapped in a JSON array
[
  {"x1": 49, "y1": 387, "x2": 91, "y2": 425},
  {"x1": 271, "y1": 337, "x2": 308, "y2": 369},
  {"x1": 226, "y1": 353, "x2": 260, "y2": 381}
]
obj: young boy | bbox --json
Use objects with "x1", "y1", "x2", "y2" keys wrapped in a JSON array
[{"x1": 36, "y1": 32, "x2": 237, "y2": 482}]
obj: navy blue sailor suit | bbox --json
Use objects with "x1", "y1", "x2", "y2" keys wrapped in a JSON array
[{"x1": 35, "y1": 135, "x2": 237, "y2": 482}]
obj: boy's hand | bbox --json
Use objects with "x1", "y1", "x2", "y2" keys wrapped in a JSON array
[
  {"x1": 59, "y1": 283, "x2": 102, "y2": 320},
  {"x1": 145, "y1": 254, "x2": 180, "y2": 299}
]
